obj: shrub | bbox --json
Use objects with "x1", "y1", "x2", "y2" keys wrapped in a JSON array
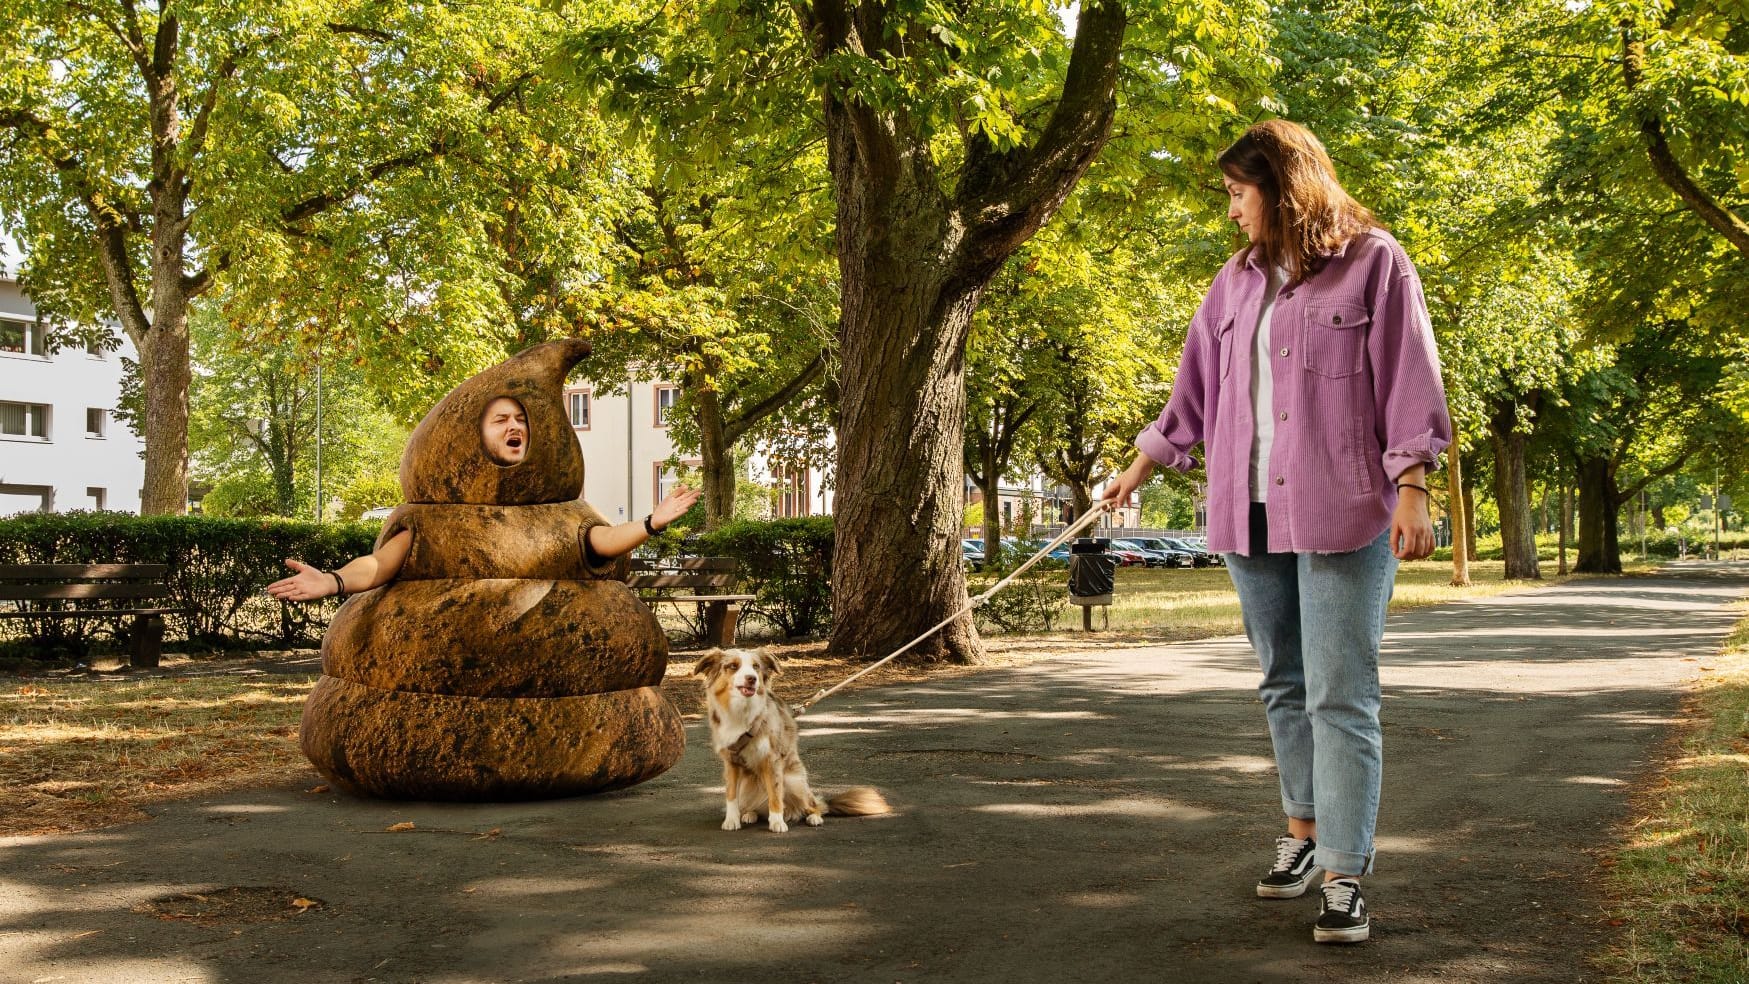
[
  {"x1": 0, "y1": 511, "x2": 379, "y2": 654},
  {"x1": 692, "y1": 516, "x2": 835, "y2": 639},
  {"x1": 967, "y1": 556, "x2": 1068, "y2": 634}
]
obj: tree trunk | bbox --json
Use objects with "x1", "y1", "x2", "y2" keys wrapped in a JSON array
[
  {"x1": 139, "y1": 260, "x2": 192, "y2": 516},
  {"x1": 1575, "y1": 455, "x2": 1623, "y2": 574},
  {"x1": 829, "y1": 259, "x2": 982, "y2": 662},
  {"x1": 1556, "y1": 481, "x2": 1569, "y2": 576},
  {"x1": 979, "y1": 442, "x2": 1001, "y2": 567},
  {"x1": 1447, "y1": 434, "x2": 1471, "y2": 587},
  {"x1": 1490, "y1": 399, "x2": 1541, "y2": 580},
  {"x1": 694, "y1": 381, "x2": 736, "y2": 528},
  {"x1": 1462, "y1": 481, "x2": 1479, "y2": 561}
]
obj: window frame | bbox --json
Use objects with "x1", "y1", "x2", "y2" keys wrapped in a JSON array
[
  {"x1": 653, "y1": 384, "x2": 680, "y2": 429},
  {"x1": 0, "y1": 401, "x2": 51, "y2": 441},
  {"x1": 0, "y1": 315, "x2": 47, "y2": 359},
  {"x1": 565, "y1": 387, "x2": 593, "y2": 431}
]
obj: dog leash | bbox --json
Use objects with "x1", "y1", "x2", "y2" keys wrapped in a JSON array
[{"x1": 793, "y1": 501, "x2": 1114, "y2": 715}]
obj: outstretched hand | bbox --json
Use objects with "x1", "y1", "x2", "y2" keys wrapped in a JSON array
[
  {"x1": 652, "y1": 484, "x2": 701, "y2": 531},
  {"x1": 266, "y1": 559, "x2": 336, "y2": 602}
]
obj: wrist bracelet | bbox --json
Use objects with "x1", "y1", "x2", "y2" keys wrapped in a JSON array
[
  {"x1": 643, "y1": 514, "x2": 661, "y2": 536},
  {"x1": 331, "y1": 571, "x2": 346, "y2": 597},
  {"x1": 1395, "y1": 483, "x2": 1429, "y2": 495}
]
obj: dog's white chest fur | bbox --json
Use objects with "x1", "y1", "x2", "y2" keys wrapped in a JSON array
[{"x1": 710, "y1": 694, "x2": 772, "y2": 764}]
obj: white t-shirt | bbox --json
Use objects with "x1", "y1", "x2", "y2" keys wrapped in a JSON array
[{"x1": 1249, "y1": 265, "x2": 1289, "y2": 502}]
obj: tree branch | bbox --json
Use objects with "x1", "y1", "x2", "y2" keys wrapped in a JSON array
[
  {"x1": 1621, "y1": 25, "x2": 1749, "y2": 258},
  {"x1": 723, "y1": 348, "x2": 830, "y2": 444},
  {"x1": 955, "y1": 0, "x2": 1126, "y2": 273}
]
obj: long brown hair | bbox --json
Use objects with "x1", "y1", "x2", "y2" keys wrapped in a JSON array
[{"x1": 1217, "y1": 120, "x2": 1378, "y2": 282}]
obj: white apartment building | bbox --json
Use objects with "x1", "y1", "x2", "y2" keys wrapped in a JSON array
[
  {"x1": 562, "y1": 376, "x2": 834, "y2": 523},
  {"x1": 0, "y1": 274, "x2": 145, "y2": 515}
]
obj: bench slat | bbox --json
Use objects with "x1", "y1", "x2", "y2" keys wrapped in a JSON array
[
  {"x1": 628, "y1": 574, "x2": 737, "y2": 590},
  {"x1": 0, "y1": 607, "x2": 187, "y2": 619},
  {"x1": 0, "y1": 563, "x2": 169, "y2": 580},
  {"x1": 630, "y1": 558, "x2": 738, "y2": 573},
  {"x1": 0, "y1": 583, "x2": 172, "y2": 601}
]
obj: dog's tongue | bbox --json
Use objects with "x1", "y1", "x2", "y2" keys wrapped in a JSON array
[{"x1": 737, "y1": 684, "x2": 756, "y2": 697}]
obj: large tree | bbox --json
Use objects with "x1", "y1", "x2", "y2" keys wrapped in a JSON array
[
  {"x1": 0, "y1": 0, "x2": 585, "y2": 512},
  {"x1": 795, "y1": 2, "x2": 1269, "y2": 660}
]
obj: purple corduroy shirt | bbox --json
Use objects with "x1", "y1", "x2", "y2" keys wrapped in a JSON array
[{"x1": 1136, "y1": 228, "x2": 1452, "y2": 556}]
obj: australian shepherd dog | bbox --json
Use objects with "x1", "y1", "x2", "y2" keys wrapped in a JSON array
[{"x1": 694, "y1": 648, "x2": 891, "y2": 832}]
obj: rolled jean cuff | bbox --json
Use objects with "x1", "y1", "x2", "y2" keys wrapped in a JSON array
[
  {"x1": 1283, "y1": 797, "x2": 1316, "y2": 821},
  {"x1": 1316, "y1": 846, "x2": 1374, "y2": 878}
]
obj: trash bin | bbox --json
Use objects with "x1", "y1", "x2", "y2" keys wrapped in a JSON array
[{"x1": 1068, "y1": 537, "x2": 1115, "y2": 618}]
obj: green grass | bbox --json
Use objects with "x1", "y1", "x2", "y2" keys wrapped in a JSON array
[
  {"x1": 1598, "y1": 603, "x2": 1749, "y2": 983},
  {"x1": 1083, "y1": 558, "x2": 1647, "y2": 638}
]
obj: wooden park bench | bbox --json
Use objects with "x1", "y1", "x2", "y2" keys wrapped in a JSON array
[
  {"x1": 0, "y1": 564, "x2": 188, "y2": 668},
  {"x1": 628, "y1": 557, "x2": 756, "y2": 648}
]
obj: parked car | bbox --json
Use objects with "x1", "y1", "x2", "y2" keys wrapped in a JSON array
[
  {"x1": 1126, "y1": 538, "x2": 1194, "y2": 568},
  {"x1": 1110, "y1": 538, "x2": 1173, "y2": 568},
  {"x1": 962, "y1": 538, "x2": 986, "y2": 570},
  {"x1": 1151, "y1": 536, "x2": 1218, "y2": 568}
]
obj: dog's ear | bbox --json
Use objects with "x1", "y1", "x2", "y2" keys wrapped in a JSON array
[
  {"x1": 692, "y1": 648, "x2": 725, "y2": 677},
  {"x1": 756, "y1": 649, "x2": 783, "y2": 678}
]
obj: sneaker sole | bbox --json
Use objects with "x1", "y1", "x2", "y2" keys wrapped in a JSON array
[
  {"x1": 1313, "y1": 922, "x2": 1370, "y2": 944},
  {"x1": 1255, "y1": 866, "x2": 1322, "y2": 899}
]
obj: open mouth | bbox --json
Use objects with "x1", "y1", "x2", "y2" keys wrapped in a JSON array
[
  {"x1": 505, "y1": 436, "x2": 523, "y2": 449},
  {"x1": 736, "y1": 683, "x2": 757, "y2": 697}
]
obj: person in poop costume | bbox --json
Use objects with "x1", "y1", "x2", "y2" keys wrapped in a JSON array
[{"x1": 268, "y1": 338, "x2": 698, "y2": 800}]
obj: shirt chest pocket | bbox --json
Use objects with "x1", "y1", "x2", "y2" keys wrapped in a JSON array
[
  {"x1": 1301, "y1": 304, "x2": 1369, "y2": 379},
  {"x1": 1217, "y1": 315, "x2": 1237, "y2": 380}
]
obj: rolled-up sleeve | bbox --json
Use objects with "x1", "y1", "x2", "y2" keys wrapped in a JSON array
[
  {"x1": 1135, "y1": 294, "x2": 1218, "y2": 472},
  {"x1": 1369, "y1": 267, "x2": 1452, "y2": 481}
]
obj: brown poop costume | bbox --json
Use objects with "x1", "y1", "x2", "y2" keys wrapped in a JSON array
[{"x1": 299, "y1": 339, "x2": 685, "y2": 800}]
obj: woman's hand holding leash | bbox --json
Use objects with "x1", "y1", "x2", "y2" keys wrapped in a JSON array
[{"x1": 1101, "y1": 454, "x2": 1156, "y2": 511}]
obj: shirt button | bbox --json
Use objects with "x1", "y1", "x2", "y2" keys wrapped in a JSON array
[
  {"x1": 1279, "y1": 411, "x2": 1288, "y2": 421},
  {"x1": 1279, "y1": 347, "x2": 1289, "y2": 357},
  {"x1": 1275, "y1": 477, "x2": 1285, "y2": 486}
]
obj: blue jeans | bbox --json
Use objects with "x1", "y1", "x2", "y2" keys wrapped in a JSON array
[{"x1": 1225, "y1": 515, "x2": 1396, "y2": 877}]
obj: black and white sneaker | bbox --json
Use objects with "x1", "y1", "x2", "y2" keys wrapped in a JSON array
[
  {"x1": 1314, "y1": 877, "x2": 1370, "y2": 943},
  {"x1": 1256, "y1": 835, "x2": 1321, "y2": 898}
]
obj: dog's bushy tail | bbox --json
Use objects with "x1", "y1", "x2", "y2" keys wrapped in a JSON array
[{"x1": 825, "y1": 786, "x2": 891, "y2": 817}]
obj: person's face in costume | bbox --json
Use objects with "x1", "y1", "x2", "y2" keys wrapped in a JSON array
[{"x1": 481, "y1": 397, "x2": 529, "y2": 465}]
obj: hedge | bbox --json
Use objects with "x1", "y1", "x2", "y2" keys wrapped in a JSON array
[
  {"x1": 686, "y1": 516, "x2": 836, "y2": 639},
  {"x1": 0, "y1": 510, "x2": 1075, "y2": 656},
  {"x1": 0, "y1": 511, "x2": 379, "y2": 653}
]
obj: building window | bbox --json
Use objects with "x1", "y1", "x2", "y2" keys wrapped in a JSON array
[
  {"x1": 654, "y1": 384, "x2": 679, "y2": 427},
  {"x1": 87, "y1": 487, "x2": 106, "y2": 510},
  {"x1": 774, "y1": 465, "x2": 810, "y2": 518},
  {"x1": 654, "y1": 459, "x2": 702, "y2": 509},
  {"x1": 0, "y1": 317, "x2": 46, "y2": 357},
  {"x1": 86, "y1": 335, "x2": 107, "y2": 358},
  {"x1": 566, "y1": 388, "x2": 592, "y2": 430},
  {"x1": 86, "y1": 407, "x2": 107, "y2": 438},
  {"x1": 0, "y1": 401, "x2": 49, "y2": 439}
]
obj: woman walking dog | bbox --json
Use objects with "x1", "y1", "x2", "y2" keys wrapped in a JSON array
[{"x1": 1101, "y1": 119, "x2": 1451, "y2": 943}]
